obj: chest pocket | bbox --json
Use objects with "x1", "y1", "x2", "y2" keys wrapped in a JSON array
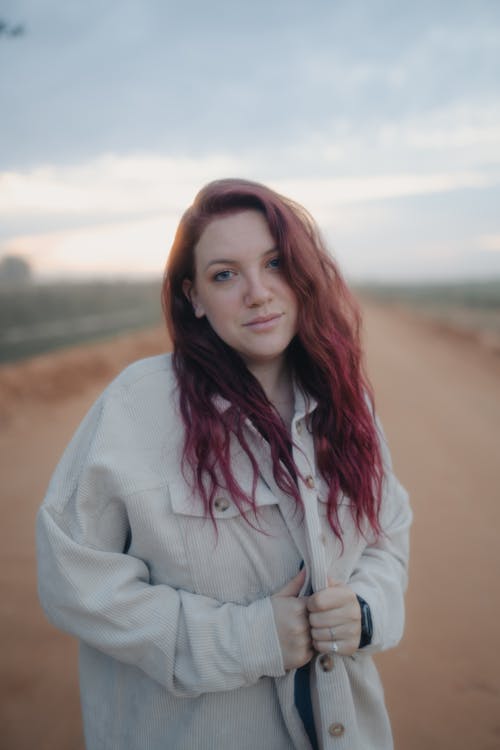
[
  {"x1": 170, "y1": 488, "x2": 243, "y2": 519},
  {"x1": 169, "y1": 478, "x2": 301, "y2": 604}
]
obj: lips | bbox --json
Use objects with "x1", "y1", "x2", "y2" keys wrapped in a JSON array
[{"x1": 243, "y1": 313, "x2": 283, "y2": 327}]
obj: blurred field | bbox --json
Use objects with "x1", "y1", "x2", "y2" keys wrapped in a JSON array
[
  {"x1": 1, "y1": 297, "x2": 500, "y2": 749},
  {"x1": 0, "y1": 279, "x2": 162, "y2": 363},
  {"x1": 0, "y1": 324, "x2": 167, "y2": 426},
  {"x1": 357, "y1": 278, "x2": 500, "y2": 353}
]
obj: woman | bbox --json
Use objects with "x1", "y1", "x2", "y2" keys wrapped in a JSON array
[{"x1": 37, "y1": 178, "x2": 411, "y2": 750}]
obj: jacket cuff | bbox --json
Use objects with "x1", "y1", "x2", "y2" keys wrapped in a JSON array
[{"x1": 237, "y1": 597, "x2": 286, "y2": 682}]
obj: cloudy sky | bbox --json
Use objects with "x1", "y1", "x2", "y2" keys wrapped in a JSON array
[{"x1": 1, "y1": 0, "x2": 499, "y2": 281}]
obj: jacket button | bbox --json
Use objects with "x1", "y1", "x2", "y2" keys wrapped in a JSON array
[
  {"x1": 214, "y1": 497, "x2": 230, "y2": 512},
  {"x1": 296, "y1": 421, "x2": 303, "y2": 435},
  {"x1": 328, "y1": 723, "x2": 345, "y2": 737},
  {"x1": 305, "y1": 475, "x2": 315, "y2": 489},
  {"x1": 318, "y1": 653, "x2": 334, "y2": 672}
]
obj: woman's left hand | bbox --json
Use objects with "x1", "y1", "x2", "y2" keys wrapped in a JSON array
[{"x1": 306, "y1": 578, "x2": 361, "y2": 656}]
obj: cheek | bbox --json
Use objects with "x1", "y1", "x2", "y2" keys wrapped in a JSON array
[
  {"x1": 284, "y1": 289, "x2": 299, "y2": 329},
  {"x1": 202, "y1": 294, "x2": 240, "y2": 334},
  {"x1": 195, "y1": 282, "x2": 231, "y2": 317}
]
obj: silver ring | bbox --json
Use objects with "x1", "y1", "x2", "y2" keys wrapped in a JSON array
[
  {"x1": 329, "y1": 627, "x2": 335, "y2": 641},
  {"x1": 331, "y1": 641, "x2": 339, "y2": 653}
]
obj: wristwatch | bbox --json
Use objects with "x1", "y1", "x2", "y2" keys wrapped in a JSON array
[{"x1": 356, "y1": 595, "x2": 373, "y2": 648}]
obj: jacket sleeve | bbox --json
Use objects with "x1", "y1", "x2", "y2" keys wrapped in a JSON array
[
  {"x1": 36, "y1": 394, "x2": 285, "y2": 698},
  {"x1": 347, "y1": 421, "x2": 412, "y2": 654}
]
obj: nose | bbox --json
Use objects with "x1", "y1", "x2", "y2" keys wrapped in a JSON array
[{"x1": 243, "y1": 271, "x2": 272, "y2": 307}]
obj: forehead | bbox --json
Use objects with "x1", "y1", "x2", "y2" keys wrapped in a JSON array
[{"x1": 194, "y1": 210, "x2": 274, "y2": 262}]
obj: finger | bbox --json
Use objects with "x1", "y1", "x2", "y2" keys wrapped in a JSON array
[
  {"x1": 308, "y1": 597, "x2": 359, "y2": 625},
  {"x1": 314, "y1": 635, "x2": 360, "y2": 657},
  {"x1": 275, "y1": 568, "x2": 306, "y2": 598},
  {"x1": 308, "y1": 609, "x2": 345, "y2": 629},
  {"x1": 311, "y1": 628, "x2": 334, "y2": 645},
  {"x1": 313, "y1": 638, "x2": 342, "y2": 655},
  {"x1": 307, "y1": 585, "x2": 345, "y2": 613},
  {"x1": 311, "y1": 621, "x2": 356, "y2": 639},
  {"x1": 310, "y1": 625, "x2": 338, "y2": 642}
]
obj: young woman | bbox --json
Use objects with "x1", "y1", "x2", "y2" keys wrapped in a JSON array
[{"x1": 37, "y1": 178, "x2": 411, "y2": 750}]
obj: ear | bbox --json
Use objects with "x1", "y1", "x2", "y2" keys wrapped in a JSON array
[{"x1": 182, "y1": 278, "x2": 205, "y2": 318}]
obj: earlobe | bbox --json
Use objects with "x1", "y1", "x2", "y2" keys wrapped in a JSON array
[{"x1": 182, "y1": 278, "x2": 205, "y2": 318}]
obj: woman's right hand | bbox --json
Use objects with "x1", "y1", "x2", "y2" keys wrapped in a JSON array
[{"x1": 270, "y1": 569, "x2": 313, "y2": 671}]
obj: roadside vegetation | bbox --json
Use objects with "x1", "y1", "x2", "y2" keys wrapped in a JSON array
[
  {"x1": 356, "y1": 278, "x2": 500, "y2": 348},
  {"x1": 0, "y1": 279, "x2": 163, "y2": 363}
]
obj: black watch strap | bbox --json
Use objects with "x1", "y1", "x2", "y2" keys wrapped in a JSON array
[{"x1": 356, "y1": 595, "x2": 373, "y2": 648}]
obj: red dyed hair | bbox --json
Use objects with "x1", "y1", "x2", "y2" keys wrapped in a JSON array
[{"x1": 162, "y1": 178, "x2": 383, "y2": 540}]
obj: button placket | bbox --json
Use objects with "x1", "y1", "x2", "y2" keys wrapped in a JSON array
[{"x1": 295, "y1": 460, "x2": 328, "y2": 592}]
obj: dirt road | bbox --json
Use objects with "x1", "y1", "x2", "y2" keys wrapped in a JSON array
[{"x1": 1, "y1": 304, "x2": 499, "y2": 749}]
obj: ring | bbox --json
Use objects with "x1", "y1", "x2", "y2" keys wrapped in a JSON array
[
  {"x1": 329, "y1": 627, "x2": 335, "y2": 641},
  {"x1": 331, "y1": 641, "x2": 339, "y2": 653}
]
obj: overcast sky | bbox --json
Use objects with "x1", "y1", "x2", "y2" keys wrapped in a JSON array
[{"x1": 1, "y1": 0, "x2": 500, "y2": 281}]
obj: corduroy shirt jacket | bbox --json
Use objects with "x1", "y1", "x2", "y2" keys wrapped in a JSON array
[{"x1": 36, "y1": 354, "x2": 412, "y2": 750}]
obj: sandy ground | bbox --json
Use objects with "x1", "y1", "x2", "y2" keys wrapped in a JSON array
[{"x1": 1, "y1": 303, "x2": 499, "y2": 750}]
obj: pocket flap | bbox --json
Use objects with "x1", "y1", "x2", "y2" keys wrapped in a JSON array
[{"x1": 169, "y1": 478, "x2": 279, "y2": 519}]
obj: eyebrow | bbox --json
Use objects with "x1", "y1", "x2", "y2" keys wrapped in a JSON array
[{"x1": 203, "y1": 247, "x2": 278, "y2": 272}]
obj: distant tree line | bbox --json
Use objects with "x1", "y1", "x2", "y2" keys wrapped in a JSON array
[
  {"x1": 0, "y1": 256, "x2": 33, "y2": 286},
  {"x1": 0, "y1": 19, "x2": 25, "y2": 38},
  {"x1": 0, "y1": 278, "x2": 163, "y2": 362}
]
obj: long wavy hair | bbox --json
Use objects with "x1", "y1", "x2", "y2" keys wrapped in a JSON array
[{"x1": 162, "y1": 178, "x2": 383, "y2": 540}]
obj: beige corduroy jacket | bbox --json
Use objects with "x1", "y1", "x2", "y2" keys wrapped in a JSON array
[{"x1": 36, "y1": 354, "x2": 412, "y2": 750}]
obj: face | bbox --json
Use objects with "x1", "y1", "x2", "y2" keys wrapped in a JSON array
[{"x1": 184, "y1": 210, "x2": 298, "y2": 374}]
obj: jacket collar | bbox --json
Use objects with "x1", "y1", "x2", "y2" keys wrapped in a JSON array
[{"x1": 211, "y1": 379, "x2": 318, "y2": 423}]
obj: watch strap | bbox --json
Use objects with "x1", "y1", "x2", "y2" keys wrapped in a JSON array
[{"x1": 356, "y1": 594, "x2": 373, "y2": 648}]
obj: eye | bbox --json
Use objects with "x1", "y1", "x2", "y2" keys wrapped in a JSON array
[
  {"x1": 267, "y1": 255, "x2": 281, "y2": 270},
  {"x1": 213, "y1": 269, "x2": 235, "y2": 282}
]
